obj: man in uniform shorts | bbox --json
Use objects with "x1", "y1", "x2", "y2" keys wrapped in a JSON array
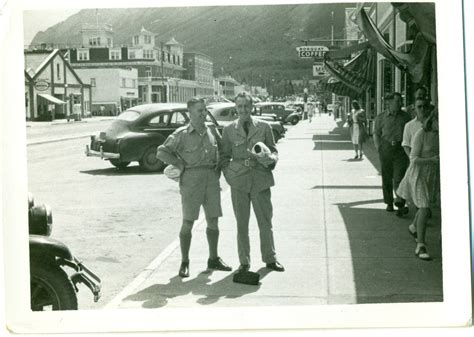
[{"x1": 157, "y1": 97, "x2": 232, "y2": 278}]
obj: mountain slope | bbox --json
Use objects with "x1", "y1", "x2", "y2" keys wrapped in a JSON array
[{"x1": 29, "y1": 4, "x2": 350, "y2": 82}]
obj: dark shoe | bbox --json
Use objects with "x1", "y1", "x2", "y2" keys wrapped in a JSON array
[
  {"x1": 396, "y1": 206, "x2": 409, "y2": 217},
  {"x1": 266, "y1": 261, "x2": 285, "y2": 272},
  {"x1": 353, "y1": 154, "x2": 359, "y2": 159},
  {"x1": 208, "y1": 257, "x2": 232, "y2": 271},
  {"x1": 237, "y1": 264, "x2": 250, "y2": 273},
  {"x1": 394, "y1": 200, "x2": 405, "y2": 208},
  {"x1": 386, "y1": 204, "x2": 394, "y2": 212},
  {"x1": 359, "y1": 154, "x2": 363, "y2": 160},
  {"x1": 178, "y1": 262, "x2": 189, "y2": 278}
]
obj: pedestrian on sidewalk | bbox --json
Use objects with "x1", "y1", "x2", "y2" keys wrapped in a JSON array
[
  {"x1": 396, "y1": 110, "x2": 440, "y2": 260},
  {"x1": 373, "y1": 92, "x2": 412, "y2": 215},
  {"x1": 156, "y1": 97, "x2": 232, "y2": 278},
  {"x1": 308, "y1": 102, "x2": 314, "y2": 123},
  {"x1": 220, "y1": 92, "x2": 285, "y2": 274},
  {"x1": 349, "y1": 100, "x2": 368, "y2": 160}
]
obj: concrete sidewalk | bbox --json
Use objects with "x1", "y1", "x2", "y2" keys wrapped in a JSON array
[{"x1": 105, "y1": 114, "x2": 442, "y2": 309}]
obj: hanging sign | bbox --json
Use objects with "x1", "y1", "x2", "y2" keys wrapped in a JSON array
[
  {"x1": 313, "y1": 63, "x2": 328, "y2": 76},
  {"x1": 297, "y1": 46, "x2": 329, "y2": 58}
]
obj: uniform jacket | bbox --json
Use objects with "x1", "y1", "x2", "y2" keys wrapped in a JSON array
[{"x1": 220, "y1": 117, "x2": 277, "y2": 193}]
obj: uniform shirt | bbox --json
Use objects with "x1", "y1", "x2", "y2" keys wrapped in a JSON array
[
  {"x1": 402, "y1": 118, "x2": 423, "y2": 148},
  {"x1": 374, "y1": 110, "x2": 412, "y2": 143},
  {"x1": 157, "y1": 123, "x2": 220, "y2": 169}
]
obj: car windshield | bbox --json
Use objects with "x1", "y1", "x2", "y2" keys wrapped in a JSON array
[{"x1": 117, "y1": 110, "x2": 141, "y2": 122}]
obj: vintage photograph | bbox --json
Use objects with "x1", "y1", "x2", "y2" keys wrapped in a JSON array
[{"x1": 22, "y1": 2, "x2": 444, "y2": 312}]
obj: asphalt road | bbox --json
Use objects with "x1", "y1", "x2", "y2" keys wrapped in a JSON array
[{"x1": 27, "y1": 135, "x2": 233, "y2": 309}]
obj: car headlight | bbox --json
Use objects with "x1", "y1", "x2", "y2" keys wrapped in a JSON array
[{"x1": 28, "y1": 204, "x2": 53, "y2": 236}]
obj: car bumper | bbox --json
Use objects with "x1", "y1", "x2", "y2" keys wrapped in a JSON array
[
  {"x1": 61, "y1": 257, "x2": 102, "y2": 302},
  {"x1": 85, "y1": 145, "x2": 120, "y2": 159}
]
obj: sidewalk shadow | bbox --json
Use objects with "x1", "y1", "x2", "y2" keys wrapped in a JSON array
[
  {"x1": 333, "y1": 200, "x2": 443, "y2": 304},
  {"x1": 123, "y1": 268, "x2": 271, "y2": 309}
]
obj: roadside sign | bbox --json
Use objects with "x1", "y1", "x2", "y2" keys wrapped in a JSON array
[
  {"x1": 297, "y1": 46, "x2": 329, "y2": 58},
  {"x1": 313, "y1": 63, "x2": 328, "y2": 76}
]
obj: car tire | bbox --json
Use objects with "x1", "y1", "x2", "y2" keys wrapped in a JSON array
[
  {"x1": 290, "y1": 116, "x2": 299, "y2": 125},
  {"x1": 110, "y1": 159, "x2": 130, "y2": 169},
  {"x1": 139, "y1": 146, "x2": 165, "y2": 172},
  {"x1": 30, "y1": 263, "x2": 78, "y2": 311}
]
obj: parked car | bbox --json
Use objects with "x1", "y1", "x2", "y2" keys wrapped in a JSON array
[
  {"x1": 206, "y1": 102, "x2": 286, "y2": 142},
  {"x1": 254, "y1": 102, "x2": 301, "y2": 125},
  {"x1": 29, "y1": 193, "x2": 101, "y2": 310},
  {"x1": 86, "y1": 103, "x2": 227, "y2": 171}
]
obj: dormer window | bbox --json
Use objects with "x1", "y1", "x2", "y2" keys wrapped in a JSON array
[
  {"x1": 144, "y1": 35, "x2": 151, "y2": 44},
  {"x1": 77, "y1": 49, "x2": 90, "y2": 61},
  {"x1": 133, "y1": 36, "x2": 139, "y2": 45}
]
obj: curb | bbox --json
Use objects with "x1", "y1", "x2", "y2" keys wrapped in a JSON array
[{"x1": 27, "y1": 134, "x2": 91, "y2": 146}]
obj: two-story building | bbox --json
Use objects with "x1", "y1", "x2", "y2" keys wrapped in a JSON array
[{"x1": 24, "y1": 48, "x2": 91, "y2": 120}]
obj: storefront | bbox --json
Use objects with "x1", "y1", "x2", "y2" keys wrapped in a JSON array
[{"x1": 24, "y1": 49, "x2": 92, "y2": 120}]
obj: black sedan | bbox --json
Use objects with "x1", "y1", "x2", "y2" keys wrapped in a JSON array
[{"x1": 85, "y1": 103, "x2": 220, "y2": 172}]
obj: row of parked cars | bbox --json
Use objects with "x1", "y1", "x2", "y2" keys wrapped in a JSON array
[{"x1": 85, "y1": 102, "x2": 302, "y2": 172}]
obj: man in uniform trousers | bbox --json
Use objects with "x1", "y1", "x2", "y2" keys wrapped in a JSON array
[
  {"x1": 373, "y1": 92, "x2": 412, "y2": 216},
  {"x1": 156, "y1": 97, "x2": 232, "y2": 278},
  {"x1": 220, "y1": 92, "x2": 285, "y2": 273}
]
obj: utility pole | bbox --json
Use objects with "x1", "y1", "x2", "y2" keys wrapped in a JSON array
[
  {"x1": 160, "y1": 41, "x2": 166, "y2": 102},
  {"x1": 331, "y1": 11, "x2": 335, "y2": 46}
]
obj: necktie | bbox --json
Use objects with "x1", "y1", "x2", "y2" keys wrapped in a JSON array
[{"x1": 243, "y1": 121, "x2": 249, "y2": 135}]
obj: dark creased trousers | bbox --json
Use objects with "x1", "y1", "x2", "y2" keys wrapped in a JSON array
[{"x1": 379, "y1": 141, "x2": 409, "y2": 205}]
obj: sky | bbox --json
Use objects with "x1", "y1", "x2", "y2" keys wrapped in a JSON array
[{"x1": 22, "y1": 9, "x2": 80, "y2": 45}]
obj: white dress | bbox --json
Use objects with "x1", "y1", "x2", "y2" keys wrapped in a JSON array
[{"x1": 350, "y1": 109, "x2": 362, "y2": 145}]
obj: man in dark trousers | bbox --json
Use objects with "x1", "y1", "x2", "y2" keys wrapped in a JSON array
[
  {"x1": 220, "y1": 92, "x2": 284, "y2": 273},
  {"x1": 156, "y1": 97, "x2": 232, "y2": 278},
  {"x1": 373, "y1": 92, "x2": 412, "y2": 216}
]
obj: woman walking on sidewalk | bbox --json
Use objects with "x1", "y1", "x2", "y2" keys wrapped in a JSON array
[
  {"x1": 349, "y1": 101, "x2": 368, "y2": 159},
  {"x1": 308, "y1": 103, "x2": 314, "y2": 123},
  {"x1": 396, "y1": 109, "x2": 440, "y2": 261}
]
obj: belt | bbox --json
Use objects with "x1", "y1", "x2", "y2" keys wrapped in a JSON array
[
  {"x1": 233, "y1": 158, "x2": 258, "y2": 167},
  {"x1": 185, "y1": 164, "x2": 217, "y2": 170},
  {"x1": 382, "y1": 139, "x2": 402, "y2": 146}
]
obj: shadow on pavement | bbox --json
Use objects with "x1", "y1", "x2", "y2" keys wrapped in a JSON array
[
  {"x1": 124, "y1": 268, "x2": 271, "y2": 308},
  {"x1": 80, "y1": 166, "x2": 163, "y2": 176},
  {"x1": 312, "y1": 185, "x2": 382, "y2": 190},
  {"x1": 334, "y1": 201, "x2": 443, "y2": 304}
]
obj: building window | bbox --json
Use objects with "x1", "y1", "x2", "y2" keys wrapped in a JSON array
[
  {"x1": 91, "y1": 78, "x2": 96, "y2": 86},
  {"x1": 177, "y1": 55, "x2": 180, "y2": 65},
  {"x1": 122, "y1": 78, "x2": 126, "y2": 88},
  {"x1": 188, "y1": 59, "x2": 193, "y2": 66},
  {"x1": 107, "y1": 38, "x2": 112, "y2": 46},
  {"x1": 132, "y1": 79, "x2": 137, "y2": 88},
  {"x1": 144, "y1": 35, "x2": 151, "y2": 44},
  {"x1": 77, "y1": 49, "x2": 89, "y2": 61},
  {"x1": 173, "y1": 55, "x2": 176, "y2": 64},
  {"x1": 56, "y1": 64, "x2": 61, "y2": 80},
  {"x1": 167, "y1": 53, "x2": 170, "y2": 63},
  {"x1": 134, "y1": 36, "x2": 139, "y2": 45},
  {"x1": 129, "y1": 50, "x2": 136, "y2": 59},
  {"x1": 145, "y1": 67, "x2": 152, "y2": 77},
  {"x1": 143, "y1": 50, "x2": 154, "y2": 59},
  {"x1": 88, "y1": 37, "x2": 101, "y2": 46},
  {"x1": 109, "y1": 50, "x2": 121, "y2": 60}
]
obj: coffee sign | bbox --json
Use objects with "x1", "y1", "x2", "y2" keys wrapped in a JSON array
[
  {"x1": 297, "y1": 46, "x2": 329, "y2": 58},
  {"x1": 34, "y1": 80, "x2": 50, "y2": 91}
]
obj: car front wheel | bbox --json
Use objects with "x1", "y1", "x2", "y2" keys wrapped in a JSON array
[
  {"x1": 139, "y1": 146, "x2": 165, "y2": 172},
  {"x1": 290, "y1": 116, "x2": 299, "y2": 125},
  {"x1": 110, "y1": 159, "x2": 130, "y2": 169}
]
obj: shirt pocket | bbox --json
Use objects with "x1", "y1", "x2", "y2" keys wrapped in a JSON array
[
  {"x1": 180, "y1": 145, "x2": 202, "y2": 165},
  {"x1": 232, "y1": 139, "x2": 247, "y2": 157}
]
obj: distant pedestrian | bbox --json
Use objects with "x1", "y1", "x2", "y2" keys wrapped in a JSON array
[
  {"x1": 220, "y1": 92, "x2": 285, "y2": 274},
  {"x1": 397, "y1": 109, "x2": 439, "y2": 260},
  {"x1": 349, "y1": 101, "x2": 368, "y2": 159},
  {"x1": 308, "y1": 103, "x2": 314, "y2": 122},
  {"x1": 373, "y1": 92, "x2": 412, "y2": 215},
  {"x1": 156, "y1": 97, "x2": 232, "y2": 278}
]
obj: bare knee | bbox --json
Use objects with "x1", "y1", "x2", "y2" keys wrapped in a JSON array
[
  {"x1": 206, "y1": 217, "x2": 218, "y2": 230},
  {"x1": 180, "y1": 220, "x2": 194, "y2": 235}
]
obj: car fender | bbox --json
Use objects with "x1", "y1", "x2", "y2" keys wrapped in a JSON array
[
  {"x1": 285, "y1": 112, "x2": 300, "y2": 122},
  {"x1": 29, "y1": 235, "x2": 74, "y2": 263},
  {"x1": 119, "y1": 132, "x2": 166, "y2": 162}
]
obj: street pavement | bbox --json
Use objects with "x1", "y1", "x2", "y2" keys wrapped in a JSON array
[
  {"x1": 26, "y1": 117, "x2": 116, "y2": 145},
  {"x1": 101, "y1": 114, "x2": 443, "y2": 310}
]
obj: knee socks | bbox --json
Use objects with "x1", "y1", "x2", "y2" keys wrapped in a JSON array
[{"x1": 206, "y1": 228, "x2": 219, "y2": 260}]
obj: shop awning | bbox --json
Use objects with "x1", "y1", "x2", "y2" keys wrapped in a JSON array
[
  {"x1": 321, "y1": 44, "x2": 375, "y2": 98},
  {"x1": 352, "y1": 5, "x2": 432, "y2": 83},
  {"x1": 38, "y1": 94, "x2": 66, "y2": 105},
  {"x1": 391, "y1": 2, "x2": 436, "y2": 44}
]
